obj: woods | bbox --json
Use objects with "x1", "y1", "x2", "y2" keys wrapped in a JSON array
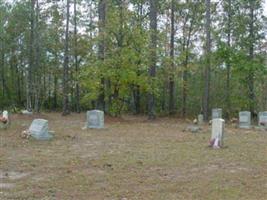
[{"x1": 0, "y1": 0, "x2": 266, "y2": 119}]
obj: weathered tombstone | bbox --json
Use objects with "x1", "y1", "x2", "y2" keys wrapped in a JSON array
[
  {"x1": 258, "y1": 111, "x2": 267, "y2": 127},
  {"x1": 86, "y1": 110, "x2": 104, "y2": 129},
  {"x1": 239, "y1": 111, "x2": 251, "y2": 129},
  {"x1": 198, "y1": 114, "x2": 204, "y2": 125},
  {"x1": 29, "y1": 119, "x2": 53, "y2": 140},
  {"x1": 212, "y1": 108, "x2": 222, "y2": 119},
  {"x1": 210, "y1": 118, "x2": 224, "y2": 148}
]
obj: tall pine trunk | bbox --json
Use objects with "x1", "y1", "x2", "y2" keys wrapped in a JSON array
[
  {"x1": 169, "y1": 0, "x2": 175, "y2": 115},
  {"x1": 74, "y1": 0, "x2": 80, "y2": 113},
  {"x1": 248, "y1": 1, "x2": 255, "y2": 115},
  {"x1": 148, "y1": 0, "x2": 157, "y2": 119},
  {"x1": 97, "y1": 0, "x2": 106, "y2": 111},
  {"x1": 226, "y1": 0, "x2": 232, "y2": 119},
  {"x1": 62, "y1": 0, "x2": 70, "y2": 115},
  {"x1": 203, "y1": 0, "x2": 211, "y2": 121}
]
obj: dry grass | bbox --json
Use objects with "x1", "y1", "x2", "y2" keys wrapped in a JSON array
[{"x1": 0, "y1": 113, "x2": 267, "y2": 200}]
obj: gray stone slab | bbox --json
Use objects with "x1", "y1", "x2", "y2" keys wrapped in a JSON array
[
  {"x1": 29, "y1": 119, "x2": 53, "y2": 140},
  {"x1": 258, "y1": 111, "x2": 267, "y2": 126},
  {"x1": 212, "y1": 108, "x2": 222, "y2": 119},
  {"x1": 86, "y1": 110, "x2": 104, "y2": 129},
  {"x1": 198, "y1": 114, "x2": 204, "y2": 125},
  {"x1": 239, "y1": 111, "x2": 251, "y2": 129}
]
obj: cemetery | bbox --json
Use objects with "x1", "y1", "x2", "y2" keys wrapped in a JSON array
[
  {"x1": 0, "y1": 0, "x2": 267, "y2": 199},
  {"x1": 1, "y1": 111, "x2": 267, "y2": 199}
]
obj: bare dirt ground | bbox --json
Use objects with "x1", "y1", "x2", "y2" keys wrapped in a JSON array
[{"x1": 0, "y1": 113, "x2": 267, "y2": 200}]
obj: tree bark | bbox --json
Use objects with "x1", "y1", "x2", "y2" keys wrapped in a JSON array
[
  {"x1": 169, "y1": 0, "x2": 175, "y2": 115},
  {"x1": 226, "y1": 0, "x2": 231, "y2": 119},
  {"x1": 203, "y1": 0, "x2": 211, "y2": 121},
  {"x1": 74, "y1": 0, "x2": 80, "y2": 113},
  {"x1": 148, "y1": 0, "x2": 157, "y2": 119},
  {"x1": 62, "y1": 0, "x2": 70, "y2": 115},
  {"x1": 248, "y1": 0, "x2": 255, "y2": 115}
]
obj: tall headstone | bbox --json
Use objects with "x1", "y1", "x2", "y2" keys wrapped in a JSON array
[
  {"x1": 210, "y1": 118, "x2": 225, "y2": 148},
  {"x1": 239, "y1": 111, "x2": 251, "y2": 129},
  {"x1": 198, "y1": 114, "x2": 204, "y2": 125},
  {"x1": 258, "y1": 111, "x2": 267, "y2": 127},
  {"x1": 212, "y1": 108, "x2": 222, "y2": 119},
  {"x1": 86, "y1": 110, "x2": 104, "y2": 129},
  {"x1": 29, "y1": 119, "x2": 53, "y2": 140}
]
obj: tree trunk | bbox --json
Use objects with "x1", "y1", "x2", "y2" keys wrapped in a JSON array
[
  {"x1": 148, "y1": 0, "x2": 157, "y2": 119},
  {"x1": 248, "y1": 1, "x2": 255, "y2": 115},
  {"x1": 62, "y1": 0, "x2": 70, "y2": 115},
  {"x1": 226, "y1": 0, "x2": 231, "y2": 119},
  {"x1": 28, "y1": 0, "x2": 35, "y2": 111},
  {"x1": 203, "y1": 0, "x2": 211, "y2": 121},
  {"x1": 98, "y1": 0, "x2": 106, "y2": 111},
  {"x1": 74, "y1": 0, "x2": 80, "y2": 113},
  {"x1": 169, "y1": 0, "x2": 175, "y2": 115}
]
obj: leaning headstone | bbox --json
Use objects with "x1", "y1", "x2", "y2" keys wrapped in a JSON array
[
  {"x1": 258, "y1": 111, "x2": 267, "y2": 127},
  {"x1": 86, "y1": 110, "x2": 104, "y2": 129},
  {"x1": 239, "y1": 111, "x2": 251, "y2": 129},
  {"x1": 212, "y1": 108, "x2": 222, "y2": 119},
  {"x1": 210, "y1": 118, "x2": 224, "y2": 148},
  {"x1": 29, "y1": 119, "x2": 53, "y2": 140},
  {"x1": 198, "y1": 114, "x2": 204, "y2": 125}
]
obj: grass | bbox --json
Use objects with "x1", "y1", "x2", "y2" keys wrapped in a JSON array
[{"x1": 0, "y1": 113, "x2": 267, "y2": 200}]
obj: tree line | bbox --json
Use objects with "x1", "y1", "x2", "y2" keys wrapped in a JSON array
[{"x1": 0, "y1": 0, "x2": 266, "y2": 120}]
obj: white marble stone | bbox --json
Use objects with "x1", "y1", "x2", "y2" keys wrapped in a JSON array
[
  {"x1": 211, "y1": 118, "x2": 225, "y2": 148},
  {"x1": 86, "y1": 110, "x2": 104, "y2": 129},
  {"x1": 239, "y1": 111, "x2": 251, "y2": 129},
  {"x1": 212, "y1": 108, "x2": 222, "y2": 119}
]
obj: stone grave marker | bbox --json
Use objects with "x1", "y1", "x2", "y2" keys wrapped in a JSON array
[
  {"x1": 212, "y1": 108, "x2": 222, "y2": 119},
  {"x1": 198, "y1": 114, "x2": 204, "y2": 125},
  {"x1": 239, "y1": 111, "x2": 251, "y2": 129},
  {"x1": 86, "y1": 110, "x2": 104, "y2": 129},
  {"x1": 210, "y1": 118, "x2": 224, "y2": 148},
  {"x1": 258, "y1": 111, "x2": 267, "y2": 127},
  {"x1": 29, "y1": 119, "x2": 53, "y2": 140}
]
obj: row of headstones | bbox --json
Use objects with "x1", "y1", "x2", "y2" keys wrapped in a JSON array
[
  {"x1": 198, "y1": 108, "x2": 267, "y2": 128},
  {"x1": 28, "y1": 110, "x2": 104, "y2": 140},
  {"x1": 208, "y1": 109, "x2": 267, "y2": 149}
]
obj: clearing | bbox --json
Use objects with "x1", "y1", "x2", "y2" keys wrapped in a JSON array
[{"x1": 0, "y1": 113, "x2": 267, "y2": 200}]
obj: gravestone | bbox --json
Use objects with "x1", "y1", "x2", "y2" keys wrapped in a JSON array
[
  {"x1": 212, "y1": 108, "x2": 222, "y2": 119},
  {"x1": 239, "y1": 111, "x2": 251, "y2": 129},
  {"x1": 86, "y1": 110, "x2": 104, "y2": 129},
  {"x1": 210, "y1": 118, "x2": 224, "y2": 148},
  {"x1": 29, "y1": 119, "x2": 53, "y2": 140},
  {"x1": 198, "y1": 114, "x2": 204, "y2": 125},
  {"x1": 258, "y1": 111, "x2": 267, "y2": 127}
]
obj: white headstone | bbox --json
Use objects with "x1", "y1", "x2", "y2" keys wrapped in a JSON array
[
  {"x1": 211, "y1": 118, "x2": 224, "y2": 148},
  {"x1": 2, "y1": 111, "x2": 8, "y2": 119},
  {"x1": 239, "y1": 111, "x2": 251, "y2": 129},
  {"x1": 198, "y1": 114, "x2": 204, "y2": 125},
  {"x1": 258, "y1": 111, "x2": 267, "y2": 127},
  {"x1": 86, "y1": 110, "x2": 104, "y2": 129},
  {"x1": 29, "y1": 119, "x2": 53, "y2": 140},
  {"x1": 212, "y1": 108, "x2": 222, "y2": 119}
]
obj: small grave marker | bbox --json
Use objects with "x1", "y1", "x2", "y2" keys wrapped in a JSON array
[
  {"x1": 239, "y1": 111, "x2": 251, "y2": 129},
  {"x1": 210, "y1": 118, "x2": 224, "y2": 148},
  {"x1": 86, "y1": 110, "x2": 104, "y2": 129},
  {"x1": 212, "y1": 108, "x2": 222, "y2": 119},
  {"x1": 198, "y1": 114, "x2": 204, "y2": 125},
  {"x1": 29, "y1": 119, "x2": 53, "y2": 140},
  {"x1": 258, "y1": 111, "x2": 267, "y2": 127}
]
